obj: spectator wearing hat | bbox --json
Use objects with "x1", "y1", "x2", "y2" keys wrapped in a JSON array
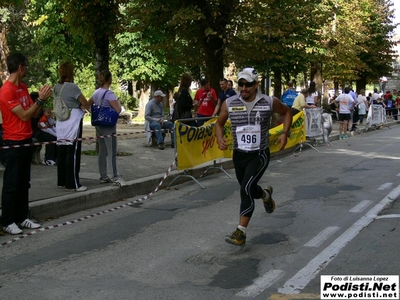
[{"x1": 145, "y1": 90, "x2": 174, "y2": 150}]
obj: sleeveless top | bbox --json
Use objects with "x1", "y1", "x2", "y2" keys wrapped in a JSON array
[{"x1": 226, "y1": 94, "x2": 273, "y2": 152}]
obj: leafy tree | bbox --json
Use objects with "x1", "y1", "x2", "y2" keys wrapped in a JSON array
[
  {"x1": 23, "y1": 0, "x2": 95, "y2": 90},
  {"x1": 125, "y1": 0, "x2": 242, "y2": 91},
  {"x1": 3, "y1": 0, "x2": 397, "y2": 109},
  {"x1": 1, "y1": 2, "x2": 51, "y2": 88},
  {"x1": 353, "y1": 0, "x2": 397, "y2": 92}
]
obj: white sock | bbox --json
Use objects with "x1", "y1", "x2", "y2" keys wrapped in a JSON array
[
  {"x1": 238, "y1": 225, "x2": 246, "y2": 233},
  {"x1": 262, "y1": 189, "x2": 267, "y2": 199}
]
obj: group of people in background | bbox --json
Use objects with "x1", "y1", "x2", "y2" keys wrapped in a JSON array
[
  {"x1": 289, "y1": 81, "x2": 400, "y2": 146},
  {"x1": 0, "y1": 51, "x2": 242, "y2": 235},
  {"x1": 145, "y1": 76, "x2": 237, "y2": 150},
  {"x1": 170, "y1": 76, "x2": 237, "y2": 127},
  {"x1": 0, "y1": 53, "x2": 126, "y2": 235},
  {"x1": 2, "y1": 51, "x2": 398, "y2": 243}
]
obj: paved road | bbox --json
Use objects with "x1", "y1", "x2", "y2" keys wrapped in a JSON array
[{"x1": 0, "y1": 122, "x2": 399, "y2": 300}]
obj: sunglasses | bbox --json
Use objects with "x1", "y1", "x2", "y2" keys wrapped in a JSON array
[{"x1": 238, "y1": 81, "x2": 256, "y2": 87}]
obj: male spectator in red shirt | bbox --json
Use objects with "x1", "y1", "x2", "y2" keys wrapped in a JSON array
[
  {"x1": 194, "y1": 78, "x2": 218, "y2": 126},
  {"x1": 0, "y1": 53, "x2": 51, "y2": 235}
]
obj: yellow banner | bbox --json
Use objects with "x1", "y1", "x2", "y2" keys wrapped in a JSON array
[
  {"x1": 174, "y1": 111, "x2": 306, "y2": 171},
  {"x1": 269, "y1": 111, "x2": 306, "y2": 153},
  {"x1": 175, "y1": 118, "x2": 223, "y2": 170}
]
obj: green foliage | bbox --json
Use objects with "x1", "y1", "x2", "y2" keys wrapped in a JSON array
[
  {"x1": 114, "y1": 91, "x2": 138, "y2": 110},
  {"x1": 1, "y1": 0, "x2": 397, "y2": 100},
  {"x1": 26, "y1": 0, "x2": 94, "y2": 70}
]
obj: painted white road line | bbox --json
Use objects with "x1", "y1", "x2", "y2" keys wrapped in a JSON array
[
  {"x1": 236, "y1": 269, "x2": 284, "y2": 298},
  {"x1": 376, "y1": 214, "x2": 400, "y2": 219},
  {"x1": 278, "y1": 184, "x2": 400, "y2": 295},
  {"x1": 304, "y1": 226, "x2": 340, "y2": 247},
  {"x1": 378, "y1": 182, "x2": 393, "y2": 190},
  {"x1": 349, "y1": 200, "x2": 372, "y2": 213}
]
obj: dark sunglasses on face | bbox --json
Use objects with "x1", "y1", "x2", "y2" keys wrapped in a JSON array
[{"x1": 238, "y1": 81, "x2": 256, "y2": 87}]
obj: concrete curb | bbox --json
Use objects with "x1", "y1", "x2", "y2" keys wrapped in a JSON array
[
  {"x1": 29, "y1": 159, "x2": 235, "y2": 220},
  {"x1": 21, "y1": 119, "x2": 400, "y2": 220}
]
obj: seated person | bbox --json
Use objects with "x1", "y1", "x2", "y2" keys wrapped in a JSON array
[
  {"x1": 30, "y1": 92, "x2": 57, "y2": 166},
  {"x1": 119, "y1": 106, "x2": 133, "y2": 124},
  {"x1": 38, "y1": 107, "x2": 57, "y2": 137},
  {"x1": 145, "y1": 90, "x2": 174, "y2": 150}
]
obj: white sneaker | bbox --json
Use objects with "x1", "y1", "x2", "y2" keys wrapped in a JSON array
[
  {"x1": 66, "y1": 185, "x2": 88, "y2": 192},
  {"x1": 3, "y1": 223, "x2": 23, "y2": 235},
  {"x1": 113, "y1": 178, "x2": 127, "y2": 187},
  {"x1": 100, "y1": 177, "x2": 112, "y2": 184},
  {"x1": 75, "y1": 186, "x2": 88, "y2": 192},
  {"x1": 45, "y1": 160, "x2": 57, "y2": 166},
  {"x1": 19, "y1": 218, "x2": 41, "y2": 229}
]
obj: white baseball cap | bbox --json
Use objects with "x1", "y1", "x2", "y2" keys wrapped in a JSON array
[
  {"x1": 154, "y1": 90, "x2": 166, "y2": 97},
  {"x1": 238, "y1": 67, "x2": 258, "y2": 82}
]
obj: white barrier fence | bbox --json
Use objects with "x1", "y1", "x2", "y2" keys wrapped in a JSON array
[
  {"x1": 365, "y1": 105, "x2": 386, "y2": 130},
  {"x1": 304, "y1": 107, "x2": 323, "y2": 138}
]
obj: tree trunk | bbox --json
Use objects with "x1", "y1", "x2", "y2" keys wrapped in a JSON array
[
  {"x1": 203, "y1": 35, "x2": 224, "y2": 93},
  {"x1": 128, "y1": 81, "x2": 133, "y2": 96},
  {"x1": 0, "y1": 25, "x2": 10, "y2": 84},
  {"x1": 356, "y1": 76, "x2": 367, "y2": 94},
  {"x1": 310, "y1": 61, "x2": 323, "y2": 105},
  {"x1": 94, "y1": 35, "x2": 110, "y2": 89},
  {"x1": 334, "y1": 81, "x2": 339, "y2": 93},
  {"x1": 136, "y1": 85, "x2": 150, "y2": 120},
  {"x1": 273, "y1": 68, "x2": 282, "y2": 99}
]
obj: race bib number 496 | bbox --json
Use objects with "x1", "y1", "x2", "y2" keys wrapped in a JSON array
[{"x1": 236, "y1": 125, "x2": 261, "y2": 151}]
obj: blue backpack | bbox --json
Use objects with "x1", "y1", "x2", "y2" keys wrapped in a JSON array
[{"x1": 282, "y1": 89, "x2": 298, "y2": 107}]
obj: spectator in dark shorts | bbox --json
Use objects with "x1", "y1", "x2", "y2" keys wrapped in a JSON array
[{"x1": 335, "y1": 87, "x2": 354, "y2": 139}]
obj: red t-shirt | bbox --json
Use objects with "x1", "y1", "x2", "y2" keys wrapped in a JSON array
[
  {"x1": 396, "y1": 97, "x2": 400, "y2": 107},
  {"x1": 194, "y1": 88, "x2": 218, "y2": 116},
  {"x1": 0, "y1": 81, "x2": 34, "y2": 140}
]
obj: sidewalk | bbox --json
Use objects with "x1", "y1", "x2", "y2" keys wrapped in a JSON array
[
  {"x1": 0, "y1": 118, "x2": 397, "y2": 221},
  {"x1": 0, "y1": 122, "x2": 233, "y2": 221}
]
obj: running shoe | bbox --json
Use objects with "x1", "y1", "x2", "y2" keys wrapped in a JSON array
[
  {"x1": 262, "y1": 186, "x2": 275, "y2": 214},
  {"x1": 225, "y1": 228, "x2": 246, "y2": 246}
]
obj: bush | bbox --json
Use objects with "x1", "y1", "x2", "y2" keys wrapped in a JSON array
[{"x1": 114, "y1": 91, "x2": 138, "y2": 110}]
